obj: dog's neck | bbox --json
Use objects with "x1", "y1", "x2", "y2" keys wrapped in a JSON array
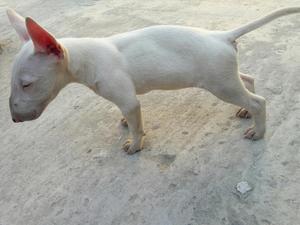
[{"x1": 62, "y1": 39, "x2": 99, "y2": 91}]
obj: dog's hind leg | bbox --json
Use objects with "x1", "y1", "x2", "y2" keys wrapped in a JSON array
[
  {"x1": 205, "y1": 73, "x2": 265, "y2": 140},
  {"x1": 240, "y1": 73, "x2": 255, "y2": 93},
  {"x1": 236, "y1": 72, "x2": 255, "y2": 119}
]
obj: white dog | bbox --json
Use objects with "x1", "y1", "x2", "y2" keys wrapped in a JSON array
[{"x1": 7, "y1": 7, "x2": 300, "y2": 154}]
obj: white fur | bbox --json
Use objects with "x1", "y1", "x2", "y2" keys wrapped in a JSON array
[{"x1": 8, "y1": 7, "x2": 300, "y2": 154}]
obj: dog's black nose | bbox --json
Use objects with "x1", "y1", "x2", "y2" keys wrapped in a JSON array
[{"x1": 12, "y1": 117, "x2": 23, "y2": 123}]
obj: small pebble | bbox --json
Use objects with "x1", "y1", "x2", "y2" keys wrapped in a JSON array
[{"x1": 236, "y1": 181, "x2": 252, "y2": 194}]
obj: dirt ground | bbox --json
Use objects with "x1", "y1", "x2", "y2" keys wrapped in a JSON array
[{"x1": 0, "y1": 0, "x2": 299, "y2": 225}]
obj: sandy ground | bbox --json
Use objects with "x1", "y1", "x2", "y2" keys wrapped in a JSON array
[{"x1": 0, "y1": 0, "x2": 300, "y2": 225}]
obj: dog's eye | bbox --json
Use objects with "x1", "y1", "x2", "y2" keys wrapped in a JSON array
[{"x1": 22, "y1": 83, "x2": 32, "y2": 90}]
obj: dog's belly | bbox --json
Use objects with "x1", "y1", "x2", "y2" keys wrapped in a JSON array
[
  {"x1": 131, "y1": 68, "x2": 197, "y2": 94},
  {"x1": 127, "y1": 48, "x2": 211, "y2": 94},
  {"x1": 127, "y1": 45, "x2": 199, "y2": 93}
]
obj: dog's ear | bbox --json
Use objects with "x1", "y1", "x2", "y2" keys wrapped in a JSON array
[
  {"x1": 7, "y1": 9, "x2": 30, "y2": 43},
  {"x1": 25, "y1": 17, "x2": 64, "y2": 59}
]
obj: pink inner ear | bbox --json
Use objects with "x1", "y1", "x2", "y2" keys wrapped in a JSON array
[{"x1": 25, "y1": 17, "x2": 63, "y2": 58}]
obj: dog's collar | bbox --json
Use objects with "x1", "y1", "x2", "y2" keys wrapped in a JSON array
[{"x1": 61, "y1": 45, "x2": 77, "y2": 83}]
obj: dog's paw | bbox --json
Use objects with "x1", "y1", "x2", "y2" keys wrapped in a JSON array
[
  {"x1": 244, "y1": 127, "x2": 264, "y2": 140},
  {"x1": 236, "y1": 108, "x2": 252, "y2": 119},
  {"x1": 122, "y1": 139, "x2": 141, "y2": 155},
  {"x1": 120, "y1": 118, "x2": 128, "y2": 127}
]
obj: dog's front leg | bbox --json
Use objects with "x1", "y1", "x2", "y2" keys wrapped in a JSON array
[
  {"x1": 96, "y1": 76, "x2": 145, "y2": 154},
  {"x1": 121, "y1": 101, "x2": 145, "y2": 154}
]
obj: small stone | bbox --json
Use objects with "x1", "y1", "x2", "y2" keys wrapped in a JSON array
[{"x1": 236, "y1": 181, "x2": 252, "y2": 194}]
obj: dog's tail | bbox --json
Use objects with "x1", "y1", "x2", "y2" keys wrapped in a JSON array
[{"x1": 224, "y1": 7, "x2": 300, "y2": 42}]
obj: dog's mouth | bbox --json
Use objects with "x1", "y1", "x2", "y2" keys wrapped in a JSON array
[
  {"x1": 11, "y1": 97, "x2": 52, "y2": 123},
  {"x1": 11, "y1": 102, "x2": 49, "y2": 123},
  {"x1": 12, "y1": 110, "x2": 40, "y2": 123}
]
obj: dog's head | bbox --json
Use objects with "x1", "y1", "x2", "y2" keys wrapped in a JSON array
[{"x1": 7, "y1": 9, "x2": 68, "y2": 122}]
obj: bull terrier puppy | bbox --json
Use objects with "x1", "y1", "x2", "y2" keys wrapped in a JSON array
[{"x1": 7, "y1": 7, "x2": 300, "y2": 154}]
